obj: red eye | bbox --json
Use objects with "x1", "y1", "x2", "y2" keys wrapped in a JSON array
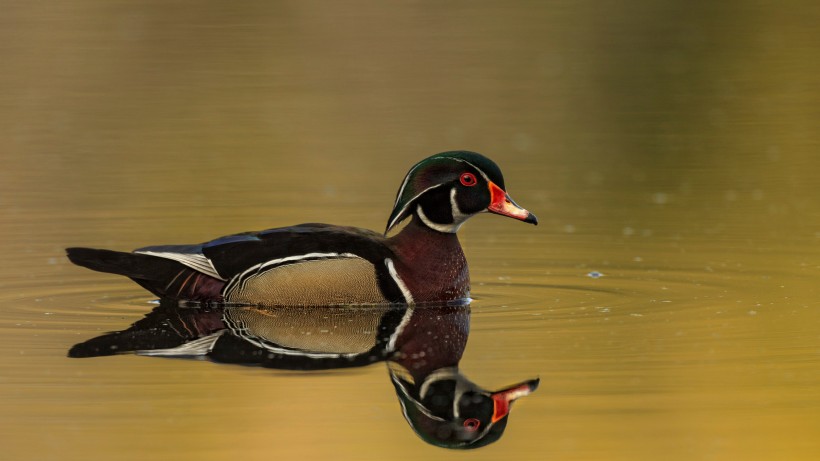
[
  {"x1": 463, "y1": 418, "x2": 481, "y2": 431},
  {"x1": 459, "y1": 173, "x2": 477, "y2": 187}
]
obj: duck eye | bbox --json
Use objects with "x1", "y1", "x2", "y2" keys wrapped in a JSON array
[
  {"x1": 459, "y1": 173, "x2": 477, "y2": 187},
  {"x1": 463, "y1": 418, "x2": 481, "y2": 431}
]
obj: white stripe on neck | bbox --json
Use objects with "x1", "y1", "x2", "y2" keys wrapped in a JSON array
[{"x1": 416, "y1": 205, "x2": 462, "y2": 233}]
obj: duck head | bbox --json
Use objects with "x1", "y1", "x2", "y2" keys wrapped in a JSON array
[
  {"x1": 389, "y1": 365, "x2": 539, "y2": 449},
  {"x1": 386, "y1": 151, "x2": 538, "y2": 234}
]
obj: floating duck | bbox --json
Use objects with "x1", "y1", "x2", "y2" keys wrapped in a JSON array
[{"x1": 67, "y1": 151, "x2": 537, "y2": 305}]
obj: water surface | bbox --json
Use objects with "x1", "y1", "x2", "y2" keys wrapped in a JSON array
[{"x1": 2, "y1": 1, "x2": 819, "y2": 460}]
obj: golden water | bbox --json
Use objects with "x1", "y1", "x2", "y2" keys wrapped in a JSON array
[{"x1": 2, "y1": 1, "x2": 819, "y2": 460}]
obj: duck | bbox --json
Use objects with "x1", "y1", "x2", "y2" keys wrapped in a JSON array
[
  {"x1": 68, "y1": 299, "x2": 539, "y2": 449},
  {"x1": 66, "y1": 150, "x2": 537, "y2": 305}
]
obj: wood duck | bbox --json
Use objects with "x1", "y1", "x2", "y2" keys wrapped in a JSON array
[
  {"x1": 69, "y1": 300, "x2": 538, "y2": 449},
  {"x1": 388, "y1": 365, "x2": 539, "y2": 449},
  {"x1": 66, "y1": 151, "x2": 537, "y2": 305}
]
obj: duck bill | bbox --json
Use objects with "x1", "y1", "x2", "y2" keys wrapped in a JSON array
[
  {"x1": 490, "y1": 378, "x2": 540, "y2": 423},
  {"x1": 487, "y1": 181, "x2": 538, "y2": 225}
]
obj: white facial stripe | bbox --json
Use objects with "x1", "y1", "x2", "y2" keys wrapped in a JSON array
[
  {"x1": 387, "y1": 183, "x2": 443, "y2": 232},
  {"x1": 416, "y1": 205, "x2": 462, "y2": 233},
  {"x1": 414, "y1": 187, "x2": 474, "y2": 233},
  {"x1": 450, "y1": 187, "x2": 468, "y2": 222},
  {"x1": 417, "y1": 368, "x2": 477, "y2": 420},
  {"x1": 391, "y1": 373, "x2": 447, "y2": 422},
  {"x1": 419, "y1": 367, "x2": 460, "y2": 399}
]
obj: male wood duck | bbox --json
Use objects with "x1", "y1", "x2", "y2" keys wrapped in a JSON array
[
  {"x1": 66, "y1": 151, "x2": 537, "y2": 305},
  {"x1": 69, "y1": 300, "x2": 538, "y2": 449}
]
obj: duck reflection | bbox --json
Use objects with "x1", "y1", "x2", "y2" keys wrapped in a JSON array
[{"x1": 69, "y1": 300, "x2": 538, "y2": 449}]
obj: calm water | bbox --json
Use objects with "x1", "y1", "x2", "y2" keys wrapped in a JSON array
[{"x1": 2, "y1": 1, "x2": 819, "y2": 460}]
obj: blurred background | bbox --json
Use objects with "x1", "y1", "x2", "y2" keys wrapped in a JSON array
[{"x1": 1, "y1": 1, "x2": 819, "y2": 460}]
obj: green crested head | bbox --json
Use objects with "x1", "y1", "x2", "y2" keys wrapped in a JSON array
[{"x1": 385, "y1": 151, "x2": 536, "y2": 234}]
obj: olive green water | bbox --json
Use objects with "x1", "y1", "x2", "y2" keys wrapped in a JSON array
[{"x1": 2, "y1": 1, "x2": 819, "y2": 460}]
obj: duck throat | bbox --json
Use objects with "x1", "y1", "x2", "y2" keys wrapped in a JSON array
[{"x1": 387, "y1": 216, "x2": 470, "y2": 302}]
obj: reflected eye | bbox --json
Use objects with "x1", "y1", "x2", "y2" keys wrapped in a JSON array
[
  {"x1": 460, "y1": 173, "x2": 477, "y2": 187},
  {"x1": 463, "y1": 418, "x2": 481, "y2": 431}
]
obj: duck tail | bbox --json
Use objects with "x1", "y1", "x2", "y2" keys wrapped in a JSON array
[
  {"x1": 66, "y1": 247, "x2": 157, "y2": 279},
  {"x1": 65, "y1": 247, "x2": 225, "y2": 301}
]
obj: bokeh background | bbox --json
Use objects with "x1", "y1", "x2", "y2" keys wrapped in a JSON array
[{"x1": 1, "y1": 1, "x2": 819, "y2": 460}]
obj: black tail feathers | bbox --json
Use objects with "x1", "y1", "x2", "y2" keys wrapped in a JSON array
[
  {"x1": 66, "y1": 247, "x2": 225, "y2": 301},
  {"x1": 66, "y1": 247, "x2": 159, "y2": 279}
]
